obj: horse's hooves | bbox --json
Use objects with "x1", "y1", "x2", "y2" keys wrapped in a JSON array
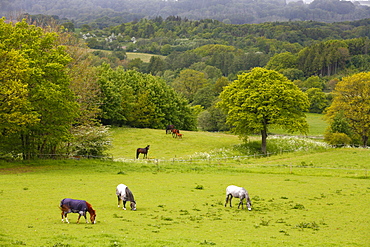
[{"x1": 123, "y1": 208, "x2": 126, "y2": 210}]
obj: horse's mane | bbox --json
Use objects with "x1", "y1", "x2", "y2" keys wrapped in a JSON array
[
  {"x1": 86, "y1": 201, "x2": 96, "y2": 215},
  {"x1": 59, "y1": 204, "x2": 69, "y2": 212}
]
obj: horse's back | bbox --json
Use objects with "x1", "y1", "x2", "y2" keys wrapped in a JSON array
[
  {"x1": 116, "y1": 184, "x2": 127, "y2": 195},
  {"x1": 226, "y1": 185, "x2": 247, "y2": 198},
  {"x1": 60, "y1": 198, "x2": 88, "y2": 214}
]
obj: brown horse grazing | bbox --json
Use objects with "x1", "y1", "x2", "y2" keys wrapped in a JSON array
[
  {"x1": 136, "y1": 145, "x2": 150, "y2": 159},
  {"x1": 171, "y1": 128, "x2": 180, "y2": 138},
  {"x1": 166, "y1": 125, "x2": 175, "y2": 134},
  {"x1": 60, "y1": 198, "x2": 96, "y2": 224}
]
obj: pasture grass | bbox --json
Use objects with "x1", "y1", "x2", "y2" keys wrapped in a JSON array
[
  {"x1": 1, "y1": 126, "x2": 369, "y2": 246},
  {"x1": 0, "y1": 158, "x2": 369, "y2": 247},
  {"x1": 126, "y1": 52, "x2": 165, "y2": 63},
  {"x1": 269, "y1": 113, "x2": 328, "y2": 137}
]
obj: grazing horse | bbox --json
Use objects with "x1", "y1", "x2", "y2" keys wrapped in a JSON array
[
  {"x1": 166, "y1": 125, "x2": 175, "y2": 134},
  {"x1": 136, "y1": 145, "x2": 150, "y2": 159},
  {"x1": 171, "y1": 128, "x2": 180, "y2": 138},
  {"x1": 60, "y1": 198, "x2": 96, "y2": 224},
  {"x1": 116, "y1": 184, "x2": 136, "y2": 211},
  {"x1": 225, "y1": 185, "x2": 252, "y2": 210}
]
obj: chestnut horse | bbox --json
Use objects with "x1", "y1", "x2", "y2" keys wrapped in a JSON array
[
  {"x1": 171, "y1": 128, "x2": 180, "y2": 138},
  {"x1": 60, "y1": 198, "x2": 96, "y2": 224},
  {"x1": 136, "y1": 145, "x2": 150, "y2": 159}
]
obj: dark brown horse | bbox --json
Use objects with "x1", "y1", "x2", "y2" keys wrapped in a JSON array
[
  {"x1": 136, "y1": 145, "x2": 150, "y2": 159},
  {"x1": 166, "y1": 125, "x2": 175, "y2": 134},
  {"x1": 60, "y1": 198, "x2": 96, "y2": 224}
]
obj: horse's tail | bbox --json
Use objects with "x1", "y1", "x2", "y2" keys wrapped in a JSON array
[{"x1": 136, "y1": 149, "x2": 139, "y2": 159}]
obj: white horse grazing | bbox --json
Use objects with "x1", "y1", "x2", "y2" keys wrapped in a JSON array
[
  {"x1": 225, "y1": 185, "x2": 252, "y2": 210},
  {"x1": 116, "y1": 184, "x2": 136, "y2": 211}
]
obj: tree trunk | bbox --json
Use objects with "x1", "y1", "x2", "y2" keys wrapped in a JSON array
[
  {"x1": 362, "y1": 135, "x2": 368, "y2": 147},
  {"x1": 261, "y1": 128, "x2": 268, "y2": 155}
]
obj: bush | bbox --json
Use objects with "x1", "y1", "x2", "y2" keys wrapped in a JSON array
[
  {"x1": 71, "y1": 125, "x2": 111, "y2": 157},
  {"x1": 324, "y1": 132, "x2": 352, "y2": 147}
]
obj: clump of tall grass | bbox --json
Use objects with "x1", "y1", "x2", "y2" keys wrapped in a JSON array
[
  {"x1": 189, "y1": 136, "x2": 330, "y2": 160},
  {"x1": 267, "y1": 136, "x2": 330, "y2": 153}
]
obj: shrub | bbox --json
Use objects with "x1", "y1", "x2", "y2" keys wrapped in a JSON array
[{"x1": 324, "y1": 132, "x2": 352, "y2": 147}]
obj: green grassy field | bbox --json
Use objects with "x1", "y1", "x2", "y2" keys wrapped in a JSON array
[
  {"x1": 0, "y1": 115, "x2": 369, "y2": 247},
  {"x1": 0, "y1": 156, "x2": 369, "y2": 247},
  {"x1": 126, "y1": 52, "x2": 165, "y2": 63},
  {"x1": 269, "y1": 113, "x2": 328, "y2": 137}
]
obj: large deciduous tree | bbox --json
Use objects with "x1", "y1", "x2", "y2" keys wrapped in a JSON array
[
  {"x1": 218, "y1": 67, "x2": 309, "y2": 154},
  {"x1": 326, "y1": 72, "x2": 370, "y2": 147}
]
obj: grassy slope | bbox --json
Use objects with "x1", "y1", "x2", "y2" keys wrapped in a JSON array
[
  {"x1": 109, "y1": 113, "x2": 327, "y2": 160},
  {"x1": 269, "y1": 113, "x2": 328, "y2": 136}
]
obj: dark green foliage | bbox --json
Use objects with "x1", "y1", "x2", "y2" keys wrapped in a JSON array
[{"x1": 97, "y1": 64, "x2": 197, "y2": 130}]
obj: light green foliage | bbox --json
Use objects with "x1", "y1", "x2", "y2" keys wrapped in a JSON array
[
  {"x1": 324, "y1": 132, "x2": 352, "y2": 146},
  {"x1": 172, "y1": 69, "x2": 208, "y2": 103},
  {"x1": 306, "y1": 88, "x2": 329, "y2": 113},
  {"x1": 265, "y1": 52, "x2": 297, "y2": 72},
  {"x1": 326, "y1": 72, "x2": 370, "y2": 146},
  {"x1": 0, "y1": 18, "x2": 78, "y2": 158},
  {"x1": 0, "y1": 49, "x2": 39, "y2": 134},
  {"x1": 218, "y1": 67, "x2": 309, "y2": 154}
]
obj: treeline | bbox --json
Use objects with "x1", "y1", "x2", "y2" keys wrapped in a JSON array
[{"x1": 2, "y1": 0, "x2": 370, "y2": 26}]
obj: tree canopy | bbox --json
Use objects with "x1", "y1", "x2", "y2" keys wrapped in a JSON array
[
  {"x1": 218, "y1": 67, "x2": 309, "y2": 154},
  {"x1": 326, "y1": 72, "x2": 370, "y2": 146},
  {"x1": 0, "y1": 18, "x2": 79, "y2": 158}
]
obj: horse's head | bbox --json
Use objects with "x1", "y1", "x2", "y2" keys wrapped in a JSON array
[
  {"x1": 130, "y1": 201, "x2": 137, "y2": 211},
  {"x1": 90, "y1": 209, "x2": 97, "y2": 224},
  {"x1": 146, "y1": 145, "x2": 150, "y2": 150},
  {"x1": 86, "y1": 202, "x2": 97, "y2": 224},
  {"x1": 247, "y1": 197, "x2": 252, "y2": 211}
]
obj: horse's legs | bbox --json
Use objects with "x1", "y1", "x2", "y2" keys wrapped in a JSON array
[
  {"x1": 238, "y1": 198, "x2": 244, "y2": 209},
  {"x1": 76, "y1": 214, "x2": 81, "y2": 224},
  {"x1": 225, "y1": 194, "x2": 233, "y2": 207},
  {"x1": 122, "y1": 201, "x2": 127, "y2": 210},
  {"x1": 117, "y1": 195, "x2": 122, "y2": 207},
  {"x1": 61, "y1": 212, "x2": 70, "y2": 223}
]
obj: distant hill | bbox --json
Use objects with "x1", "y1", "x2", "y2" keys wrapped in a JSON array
[{"x1": 2, "y1": 0, "x2": 370, "y2": 26}]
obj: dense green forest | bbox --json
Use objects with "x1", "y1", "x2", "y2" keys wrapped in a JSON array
[{"x1": 2, "y1": 0, "x2": 370, "y2": 25}]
